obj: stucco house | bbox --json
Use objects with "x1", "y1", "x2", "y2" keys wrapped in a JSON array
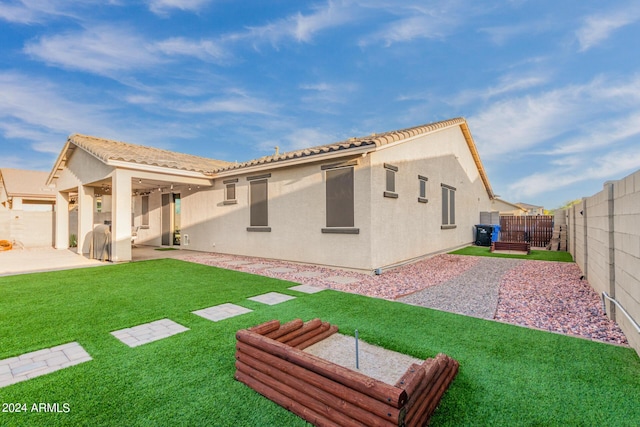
[
  {"x1": 47, "y1": 117, "x2": 495, "y2": 271},
  {"x1": 0, "y1": 168, "x2": 56, "y2": 248},
  {"x1": 516, "y1": 202, "x2": 545, "y2": 215},
  {"x1": 491, "y1": 198, "x2": 528, "y2": 216},
  {"x1": 0, "y1": 168, "x2": 55, "y2": 212}
]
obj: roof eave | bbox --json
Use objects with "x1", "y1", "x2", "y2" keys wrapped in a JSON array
[
  {"x1": 459, "y1": 121, "x2": 494, "y2": 199},
  {"x1": 46, "y1": 139, "x2": 72, "y2": 187},
  {"x1": 213, "y1": 144, "x2": 374, "y2": 178}
]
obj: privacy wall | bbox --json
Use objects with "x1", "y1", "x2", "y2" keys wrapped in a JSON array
[
  {"x1": 564, "y1": 169, "x2": 640, "y2": 356},
  {"x1": 0, "y1": 211, "x2": 55, "y2": 248}
]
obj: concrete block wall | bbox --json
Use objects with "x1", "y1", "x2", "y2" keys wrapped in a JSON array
[
  {"x1": 0, "y1": 211, "x2": 55, "y2": 248},
  {"x1": 565, "y1": 169, "x2": 640, "y2": 356}
]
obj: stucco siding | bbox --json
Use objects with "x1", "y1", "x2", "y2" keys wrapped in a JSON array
[
  {"x1": 368, "y1": 126, "x2": 492, "y2": 268},
  {"x1": 55, "y1": 148, "x2": 114, "y2": 192},
  {"x1": 181, "y1": 157, "x2": 373, "y2": 270}
]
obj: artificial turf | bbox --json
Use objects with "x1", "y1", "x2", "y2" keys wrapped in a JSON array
[
  {"x1": 1, "y1": 259, "x2": 638, "y2": 426},
  {"x1": 449, "y1": 245, "x2": 574, "y2": 262}
]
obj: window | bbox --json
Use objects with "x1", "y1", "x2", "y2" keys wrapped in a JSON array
[
  {"x1": 223, "y1": 178, "x2": 238, "y2": 205},
  {"x1": 141, "y1": 195, "x2": 149, "y2": 226},
  {"x1": 441, "y1": 184, "x2": 456, "y2": 228},
  {"x1": 418, "y1": 175, "x2": 428, "y2": 203},
  {"x1": 247, "y1": 174, "x2": 271, "y2": 231},
  {"x1": 383, "y1": 163, "x2": 398, "y2": 198},
  {"x1": 322, "y1": 166, "x2": 358, "y2": 234}
]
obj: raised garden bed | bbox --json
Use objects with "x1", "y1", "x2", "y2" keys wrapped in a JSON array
[
  {"x1": 235, "y1": 318, "x2": 459, "y2": 426},
  {"x1": 491, "y1": 241, "x2": 531, "y2": 254}
]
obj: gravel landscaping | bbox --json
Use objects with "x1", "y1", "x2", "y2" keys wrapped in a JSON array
[{"x1": 180, "y1": 252, "x2": 628, "y2": 346}]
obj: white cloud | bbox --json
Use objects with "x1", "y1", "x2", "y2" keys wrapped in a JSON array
[
  {"x1": 575, "y1": 6, "x2": 640, "y2": 52},
  {"x1": 153, "y1": 37, "x2": 227, "y2": 62},
  {"x1": 172, "y1": 94, "x2": 277, "y2": 115},
  {"x1": 23, "y1": 26, "x2": 161, "y2": 75},
  {"x1": 299, "y1": 81, "x2": 357, "y2": 106},
  {"x1": 546, "y1": 111, "x2": 640, "y2": 155},
  {"x1": 468, "y1": 75, "x2": 640, "y2": 160},
  {"x1": 0, "y1": 72, "x2": 115, "y2": 154},
  {"x1": 453, "y1": 73, "x2": 548, "y2": 105},
  {"x1": 237, "y1": 1, "x2": 356, "y2": 47},
  {"x1": 508, "y1": 147, "x2": 640, "y2": 199},
  {"x1": 24, "y1": 26, "x2": 231, "y2": 79},
  {"x1": 146, "y1": 0, "x2": 213, "y2": 15}
]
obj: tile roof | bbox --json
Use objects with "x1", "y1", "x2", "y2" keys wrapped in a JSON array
[
  {"x1": 217, "y1": 117, "x2": 468, "y2": 172},
  {"x1": 68, "y1": 134, "x2": 232, "y2": 174},
  {"x1": 0, "y1": 168, "x2": 55, "y2": 199}
]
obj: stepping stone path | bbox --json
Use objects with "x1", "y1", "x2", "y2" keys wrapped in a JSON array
[
  {"x1": 0, "y1": 342, "x2": 92, "y2": 388},
  {"x1": 193, "y1": 303, "x2": 253, "y2": 322},
  {"x1": 224, "y1": 260, "x2": 253, "y2": 266},
  {"x1": 1, "y1": 276, "x2": 326, "y2": 389},
  {"x1": 248, "y1": 292, "x2": 296, "y2": 305},
  {"x1": 325, "y1": 275, "x2": 360, "y2": 285},
  {"x1": 111, "y1": 319, "x2": 189, "y2": 348},
  {"x1": 289, "y1": 284, "x2": 325, "y2": 294},
  {"x1": 266, "y1": 267, "x2": 297, "y2": 274},
  {"x1": 294, "y1": 271, "x2": 323, "y2": 278},
  {"x1": 242, "y1": 263, "x2": 271, "y2": 270}
]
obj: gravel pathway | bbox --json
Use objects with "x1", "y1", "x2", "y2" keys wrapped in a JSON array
[{"x1": 397, "y1": 258, "x2": 523, "y2": 319}]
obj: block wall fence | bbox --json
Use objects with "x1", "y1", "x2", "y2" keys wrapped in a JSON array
[{"x1": 563, "y1": 168, "x2": 640, "y2": 356}]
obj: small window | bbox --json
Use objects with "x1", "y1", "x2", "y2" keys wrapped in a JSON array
[
  {"x1": 441, "y1": 184, "x2": 456, "y2": 228},
  {"x1": 383, "y1": 163, "x2": 398, "y2": 198},
  {"x1": 141, "y1": 195, "x2": 149, "y2": 226},
  {"x1": 223, "y1": 178, "x2": 238, "y2": 205},
  {"x1": 418, "y1": 175, "x2": 428, "y2": 203}
]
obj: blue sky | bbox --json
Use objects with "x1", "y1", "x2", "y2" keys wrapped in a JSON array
[{"x1": 1, "y1": 1, "x2": 639, "y2": 209}]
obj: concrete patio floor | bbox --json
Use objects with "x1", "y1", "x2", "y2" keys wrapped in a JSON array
[
  {"x1": 0, "y1": 247, "x2": 105, "y2": 277},
  {"x1": 0, "y1": 245, "x2": 196, "y2": 277}
]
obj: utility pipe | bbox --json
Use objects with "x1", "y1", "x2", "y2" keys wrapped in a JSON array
[{"x1": 602, "y1": 292, "x2": 640, "y2": 334}]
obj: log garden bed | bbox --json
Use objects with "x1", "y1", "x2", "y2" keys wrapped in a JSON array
[
  {"x1": 491, "y1": 241, "x2": 531, "y2": 254},
  {"x1": 235, "y1": 318, "x2": 459, "y2": 426}
]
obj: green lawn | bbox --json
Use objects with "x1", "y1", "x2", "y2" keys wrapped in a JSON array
[
  {"x1": 1, "y1": 259, "x2": 638, "y2": 426},
  {"x1": 450, "y1": 245, "x2": 574, "y2": 262}
]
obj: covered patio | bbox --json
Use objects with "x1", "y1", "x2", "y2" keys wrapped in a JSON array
[{"x1": 47, "y1": 134, "x2": 228, "y2": 262}]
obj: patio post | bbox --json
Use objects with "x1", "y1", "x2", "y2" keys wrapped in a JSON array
[
  {"x1": 54, "y1": 191, "x2": 70, "y2": 250},
  {"x1": 77, "y1": 185, "x2": 94, "y2": 256},
  {"x1": 111, "y1": 169, "x2": 132, "y2": 262}
]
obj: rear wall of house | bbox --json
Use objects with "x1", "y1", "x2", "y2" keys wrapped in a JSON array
[
  {"x1": 368, "y1": 126, "x2": 493, "y2": 268},
  {"x1": 179, "y1": 156, "x2": 374, "y2": 270}
]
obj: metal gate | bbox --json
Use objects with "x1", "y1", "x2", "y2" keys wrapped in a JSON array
[{"x1": 499, "y1": 215, "x2": 554, "y2": 247}]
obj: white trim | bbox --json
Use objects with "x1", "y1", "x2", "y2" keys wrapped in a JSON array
[{"x1": 107, "y1": 160, "x2": 212, "y2": 178}]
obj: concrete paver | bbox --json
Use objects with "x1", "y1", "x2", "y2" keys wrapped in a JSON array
[
  {"x1": 293, "y1": 271, "x2": 323, "y2": 278},
  {"x1": 0, "y1": 342, "x2": 92, "y2": 389},
  {"x1": 111, "y1": 319, "x2": 189, "y2": 348},
  {"x1": 242, "y1": 263, "x2": 272, "y2": 270},
  {"x1": 266, "y1": 267, "x2": 297, "y2": 274},
  {"x1": 248, "y1": 292, "x2": 296, "y2": 305},
  {"x1": 324, "y1": 275, "x2": 360, "y2": 285},
  {"x1": 192, "y1": 303, "x2": 253, "y2": 322},
  {"x1": 289, "y1": 284, "x2": 325, "y2": 294}
]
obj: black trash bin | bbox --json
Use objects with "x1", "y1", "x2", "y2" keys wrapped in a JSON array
[{"x1": 475, "y1": 224, "x2": 493, "y2": 246}]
